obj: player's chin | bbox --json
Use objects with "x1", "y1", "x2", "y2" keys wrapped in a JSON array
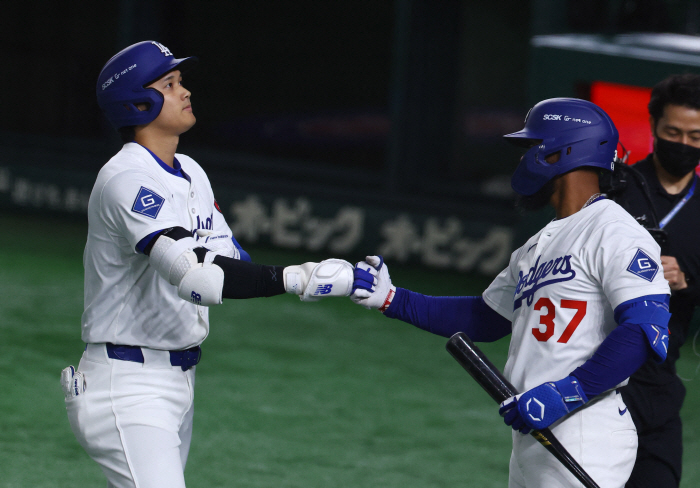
[
  {"x1": 182, "y1": 116, "x2": 197, "y2": 131},
  {"x1": 176, "y1": 120, "x2": 196, "y2": 136}
]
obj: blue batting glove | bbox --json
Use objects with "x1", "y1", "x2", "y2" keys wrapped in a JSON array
[
  {"x1": 499, "y1": 376, "x2": 588, "y2": 434},
  {"x1": 499, "y1": 395, "x2": 531, "y2": 434},
  {"x1": 352, "y1": 256, "x2": 384, "y2": 294}
]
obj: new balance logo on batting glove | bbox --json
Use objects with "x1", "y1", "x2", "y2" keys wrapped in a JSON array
[
  {"x1": 499, "y1": 375, "x2": 588, "y2": 434},
  {"x1": 283, "y1": 259, "x2": 354, "y2": 302},
  {"x1": 314, "y1": 284, "x2": 334, "y2": 295}
]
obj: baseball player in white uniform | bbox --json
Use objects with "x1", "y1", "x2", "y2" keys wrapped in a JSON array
[
  {"x1": 350, "y1": 99, "x2": 671, "y2": 487},
  {"x1": 60, "y1": 41, "x2": 353, "y2": 488}
]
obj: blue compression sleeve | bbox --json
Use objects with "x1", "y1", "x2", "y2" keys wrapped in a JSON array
[
  {"x1": 383, "y1": 288, "x2": 511, "y2": 342},
  {"x1": 570, "y1": 322, "x2": 648, "y2": 398},
  {"x1": 570, "y1": 295, "x2": 671, "y2": 398}
]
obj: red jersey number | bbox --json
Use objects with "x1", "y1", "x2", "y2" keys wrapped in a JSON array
[{"x1": 532, "y1": 298, "x2": 587, "y2": 344}]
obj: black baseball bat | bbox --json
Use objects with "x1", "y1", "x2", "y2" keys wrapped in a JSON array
[{"x1": 446, "y1": 332, "x2": 600, "y2": 488}]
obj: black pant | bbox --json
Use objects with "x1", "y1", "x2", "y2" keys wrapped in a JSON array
[
  {"x1": 626, "y1": 414, "x2": 683, "y2": 487},
  {"x1": 622, "y1": 369, "x2": 686, "y2": 488}
]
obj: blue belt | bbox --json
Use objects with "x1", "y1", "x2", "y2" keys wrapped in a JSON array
[{"x1": 105, "y1": 343, "x2": 202, "y2": 371}]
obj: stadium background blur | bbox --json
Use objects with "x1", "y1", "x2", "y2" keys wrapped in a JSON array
[{"x1": 3, "y1": 1, "x2": 700, "y2": 486}]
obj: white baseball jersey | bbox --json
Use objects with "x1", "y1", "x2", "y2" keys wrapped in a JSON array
[
  {"x1": 82, "y1": 142, "x2": 235, "y2": 350},
  {"x1": 483, "y1": 199, "x2": 669, "y2": 393}
]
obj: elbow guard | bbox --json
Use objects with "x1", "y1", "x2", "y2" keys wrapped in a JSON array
[
  {"x1": 178, "y1": 262, "x2": 224, "y2": 306},
  {"x1": 616, "y1": 297, "x2": 671, "y2": 363},
  {"x1": 638, "y1": 323, "x2": 670, "y2": 362},
  {"x1": 149, "y1": 234, "x2": 224, "y2": 306}
]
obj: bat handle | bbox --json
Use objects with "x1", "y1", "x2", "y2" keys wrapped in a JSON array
[
  {"x1": 532, "y1": 428, "x2": 601, "y2": 488},
  {"x1": 446, "y1": 333, "x2": 601, "y2": 488}
]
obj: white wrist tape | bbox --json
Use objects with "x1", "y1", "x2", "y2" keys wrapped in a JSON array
[
  {"x1": 177, "y1": 262, "x2": 224, "y2": 306},
  {"x1": 283, "y1": 262, "x2": 318, "y2": 295}
]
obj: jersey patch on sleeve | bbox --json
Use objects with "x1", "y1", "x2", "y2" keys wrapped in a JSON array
[
  {"x1": 131, "y1": 187, "x2": 165, "y2": 219},
  {"x1": 626, "y1": 249, "x2": 659, "y2": 282},
  {"x1": 214, "y1": 199, "x2": 223, "y2": 214}
]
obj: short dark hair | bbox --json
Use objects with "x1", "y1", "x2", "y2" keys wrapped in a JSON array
[
  {"x1": 648, "y1": 73, "x2": 700, "y2": 121},
  {"x1": 118, "y1": 126, "x2": 136, "y2": 144}
]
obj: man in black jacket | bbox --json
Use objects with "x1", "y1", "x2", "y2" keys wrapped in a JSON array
[{"x1": 606, "y1": 73, "x2": 700, "y2": 488}]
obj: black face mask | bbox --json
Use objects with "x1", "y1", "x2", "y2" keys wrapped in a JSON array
[{"x1": 655, "y1": 135, "x2": 700, "y2": 177}]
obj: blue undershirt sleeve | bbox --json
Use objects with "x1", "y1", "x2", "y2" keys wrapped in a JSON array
[
  {"x1": 570, "y1": 294, "x2": 671, "y2": 399},
  {"x1": 383, "y1": 288, "x2": 511, "y2": 342},
  {"x1": 231, "y1": 235, "x2": 251, "y2": 262},
  {"x1": 136, "y1": 229, "x2": 165, "y2": 254}
]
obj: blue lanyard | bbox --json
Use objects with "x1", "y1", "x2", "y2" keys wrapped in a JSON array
[{"x1": 659, "y1": 175, "x2": 697, "y2": 229}]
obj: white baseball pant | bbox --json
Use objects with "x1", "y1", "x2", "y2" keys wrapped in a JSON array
[
  {"x1": 508, "y1": 389, "x2": 637, "y2": 488},
  {"x1": 65, "y1": 344, "x2": 196, "y2": 488}
]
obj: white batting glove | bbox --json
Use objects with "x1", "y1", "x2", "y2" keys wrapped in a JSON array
[
  {"x1": 195, "y1": 229, "x2": 240, "y2": 261},
  {"x1": 283, "y1": 259, "x2": 354, "y2": 302},
  {"x1": 351, "y1": 255, "x2": 396, "y2": 312},
  {"x1": 61, "y1": 365, "x2": 86, "y2": 400}
]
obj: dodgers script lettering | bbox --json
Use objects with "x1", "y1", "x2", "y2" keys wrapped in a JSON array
[{"x1": 513, "y1": 254, "x2": 576, "y2": 310}]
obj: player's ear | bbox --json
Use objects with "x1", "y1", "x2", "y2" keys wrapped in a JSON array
[{"x1": 544, "y1": 151, "x2": 561, "y2": 165}]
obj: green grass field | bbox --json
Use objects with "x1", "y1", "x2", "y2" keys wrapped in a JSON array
[{"x1": 2, "y1": 214, "x2": 700, "y2": 487}]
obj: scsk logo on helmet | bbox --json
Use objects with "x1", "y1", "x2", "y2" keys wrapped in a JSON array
[
  {"x1": 103, "y1": 64, "x2": 138, "y2": 90},
  {"x1": 504, "y1": 98, "x2": 619, "y2": 196},
  {"x1": 101, "y1": 77, "x2": 115, "y2": 91},
  {"x1": 151, "y1": 41, "x2": 173, "y2": 57}
]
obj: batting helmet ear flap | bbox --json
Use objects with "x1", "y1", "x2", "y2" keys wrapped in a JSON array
[
  {"x1": 544, "y1": 150, "x2": 563, "y2": 164},
  {"x1": 115, "y1": 92, "x2": 162, "y2": 124}
]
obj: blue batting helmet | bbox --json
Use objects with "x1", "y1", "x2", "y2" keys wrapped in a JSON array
[
  {"x1": 96, "y1": 41, "x2": 198, "y2": 130},
  {"x1": 505, "y1": 98, "x2": 618, "y2": 196}
]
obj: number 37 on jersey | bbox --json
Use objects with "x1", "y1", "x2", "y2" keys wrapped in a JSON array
[{"x1": 532, "y1": 298, "x2": 587, "y2": 344}]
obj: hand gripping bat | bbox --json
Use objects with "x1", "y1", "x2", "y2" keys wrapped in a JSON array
[{"x1": 446, "y1": 332, "x2": 601, "y2": 488}]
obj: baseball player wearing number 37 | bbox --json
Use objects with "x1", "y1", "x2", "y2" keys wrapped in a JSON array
[
  {"x1": 350, "y1": 99, "x2": 671, "y2": 487},
  {"x1": 60, "y1": 41, "x2": 353, "y2": 488}
]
